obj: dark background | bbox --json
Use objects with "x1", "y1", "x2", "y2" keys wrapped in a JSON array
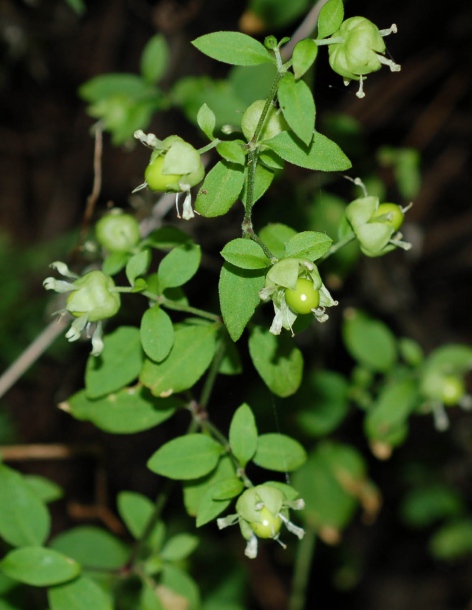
[{"x1": 1, "y1": 1, "x2": 472, "y2": 609}]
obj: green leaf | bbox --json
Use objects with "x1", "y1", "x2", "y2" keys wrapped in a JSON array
[
  {"x1": 240, "y1": 163, "x2": 275, "y2": 207},
  {"x1": 210, "y1": 477, "x2": 245, "y2": 501},
  {"x1": 292, "y1": 38, "x2": 318, "y2": 80},
  {"x1": 157, "y1": 243, "x2": 201, "y2": 290},
  {"x1": 147, "y1": 434, "x2": 223, "y2": 480},
  {"x1": 0, "y1": 464, "x2": 50, "y2": 547},
  {"x1": 145, "y1": 226, "x2": 191, "y2": 250},
  {"x1": 24, "y1": 475, "x2": 64, "y2": 504},
  {"x1": 140, "y1": 324, "x2": 217, "y2": 396},
  {"x1": 117, "y1": 492, "x2": 165, "y2": 550},
  {"x1": 65, "y1": 387, "x2": 178, "y2": 434},
  {"x1": 160, "y1": 534, "x2": 199, "y2": 562},
  {"x1": 195, "y1": 161, "x2": 245, "y2": 218},
  {"x1": 216, "y1": 140, "x2": 246, "y2": 165},
  {"x1": 140, "y1": 579, "x2": 165, "y2": 610},
  {"x1": 0, "y1": 547, "x2": 80, "y2": 587},
  {"x1": 218, "y1": 263, "x2": 265, "y2": 342},
  {"x1": 429, "y1": 520, "x2": 472, "y2": 561},
  {"x1": 79, "y1": 74, "x2": 155, "y2": 102},
  {"x1": 48, "y1": 575, "x2": 113, "y2": 610},
  {"x1": 259, "y1": 223, "x2": 297, "y2": 259},
  {"x1": 248, "y1": 326, "x2": 303, "y2": 397},
  {"x1": 401, "y1": 484, "x2": 464, "y2": 529},
  {"x1": 253, "y1": 434, "x2": 306, "y2": 472},
  {"x1": 65, "y1": 0, "x2": 85, "y2": 16},
  {"x1": 278, "y1": 72, "x2": 315, "y2": 145},
  {"x1": 141, "y1": 305, "x2": 174, "y2": 362},
  {"x1": 183, "y1": 456, "x2": 235, "y2": 518},
  {"x1": 197, "y1": 103, "x2": 216, "y2": 140},
  {"x1": 140, "y1": 34, "x2": 169, "y2": 85},
  {"x1": 218, "y1": 335, "x2": 242, "y2": 375},
  {"x1": 284, "y1": 230, "x2": 332, "y2": 261},
  {"x1": 220, "y1": 238, "x2": 271, "y2": 270},
  {"x1": 50, "y1": 526, "x2": 128, "y2": 571},
  {"x1": 265, "y1": 130, "x2": 351, "y2": 171},
  {"x1": 317, "y1": 0, "x2": 344, "y2": 39},
  {"x1": 229, "y1": 403, "x2": 258, "y2": 467},
  {"x1": 161, "y1": 564, "x2": 200, "y2": 610},
  {"x1": 85, "y1": 326, "x2": 143, "y2": 399},
  {"x1": 126, "y1": 249, "x2": 151, "y2": 286},
  {"x1": 343, "y1": 309, "x2": 397, "y2": 372},
  {"x1": 192, "y1": 32, "x2": 275, "y2": 66}
]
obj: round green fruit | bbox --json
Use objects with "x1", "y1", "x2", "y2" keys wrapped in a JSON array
[
  {"x1": 96, "y1": 212, "x2": 140, "y2": 253},
  {"x1": 285, "y1": 278, "x2": 320, "y2": 314},
  {"x1": 250, "y1": 507, "x2": 282, "y2": 539},
  {"x1": 241, "y1": 99, "x2": 289, "y2": 142},
  {"x1": 66, "y1": 270, "x2": 121, "y2": 322},
  {"x1": 372, "y1": 203, "x2": 404, "y2": 231},
  {"x1": 145, "y1": 155, "x2": 183, "y2": 192},
  {"x1": 440, "y1": 375, "x2": 466, "y2": 406}
]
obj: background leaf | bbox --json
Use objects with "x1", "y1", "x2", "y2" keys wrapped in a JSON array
[
  {"x1": 192, "y1": 32, "x2": 275, "y2": 66},
  {"x1": 343, "y1": 309, "x2": 397, "y2": 372},
  {"x1": 0, "y1": 548, "x2": 80, "y2": 587},
  {"x1": 140, "y1": 34, "x2": 169, "y2": 84}
]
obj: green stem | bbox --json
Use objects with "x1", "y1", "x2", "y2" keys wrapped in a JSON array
[
  {"x1": 313, "y1": 36, "x2": 344, "y2": 46},
  {"x1": 289, "y1": 528, "x2": 316, "y2": 610},
  {"x1": 143, "y1": 291, "x2": 221, "y2": 322},
  {"x1": 199, "y1": 338, "x2": 227, "y2": 410},
  {"x1": 198, "y1": 139, "x2": 221, "y2": 155},
  {"x1": 321, "y1": 232, "x2": 356, "y2": 259}
]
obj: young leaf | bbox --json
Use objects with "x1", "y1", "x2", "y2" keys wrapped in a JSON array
[
  {"x1": 126, "y1": 249, "x2": 151, "y2": 287},
  {"x1": 183, "y1": 455, "x2": 235, "y2": 517},
  {"x1": 140, "y1": 34, "x2": 169, "y2": 84},
  {"x1": 24, "y1": 475, "x2": 64, "y2": 504},
  {"x1": 0, "y1": 464, "x2": 50, "y2": 548},
  {"x1": 140, "y1": 324, "x2": 217, "y2": 396},
  {"x1": 343, "y1": 309, "x2": 397, "y2": 372},
  {"x1": 195, "y1": 486, "x2": 233, "y2": 528},
  {"x1": 218, "y1": 263, "x2": 266, "y2": 342},
  {"x1": 265, "y1": 130, "x2": 351, "y2": 171},
  {"x1": 195, "y1": 161, "x2": 245, "y2": 217},
  {"x1": 292, "y1": 38, "x2": 319, "y2": 80},
  {"x1": 160, "y1": 534, "x2": 199, "y2": 562},
  {"x1": 157, "y1": 243, "x2": 201, "y2": 290},
  {"x1": 117, "y1": 491, "x2": 164, "y2": 548},
  {"x1": 278, "y1": 72, "x2": 316, "y2": 145},
  {"x1": 259, "y1": 223, "x2": 297, "y2": 259},
  {"x1": 50, "y1": 526, "x2": 128, "y2": 570},
  {"x1": 141, "y1": 305, "x2": 174, "y2": 362},
  {"x1": 253, "y1": 434, "x2": 307, "y2": 472},
  {"x1": 210, "y1": 477, "x2": 245, "y2": 501},
  {"x1": 197, "y1": 103, "x2": 216, "y2": 140},
  {"x1": 229, "y1": 403, "x2": 258, "y2": 467},
  {"x1": 0, "y1": 547, "x2": 80, "y2": 587},
  {"x1": 85, "y1": 326, "x2": 143, "y2": 399},
  {"x1": 161, "y1": 564, "x2": 200, "y2": 610},
  {"x1": 317, "y1": 0, "x2": 344, "y2": 39},
  {"x1": 220, "y1": 238, "x2": 271, "y2": 270},
  {"x1": 284, "y1": 231, "x2": 332, "y2": 261},
  {"x1": 147, "y1": 434, "x2": 223, "y2": 480},
  {"x1": 49, "y1": 575, "x2": 113, "y2": 610},
  {"x1": 65, "y1": 387, "x2": 178, "y2": 434},
  {"x1": 192, "y1": 32, "x2": 275, "y2": 66},
  {"x1": 248, "y1": 326, "x2": 303, "y2": 397},
  {"x1": 216, "y1": 140, "x2": 246, "y2": 165}
]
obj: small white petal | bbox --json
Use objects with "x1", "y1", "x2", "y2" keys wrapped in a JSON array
[
  {"x1": 217, "y1": 514, "x2": 240, "y2": 530},
  {"x1": 244, "y1": 534, "x2": 258, "y2": 559},
  {"x1": 43, "y1": 278, "x2": 76, "y2": 293},
  {"x1": 49, "y1": 261, "x2": 78, "y2": 279},
  {"x1": 181, "y1": 191, "x2": 195, "y2": 220},
  {"x1": 90, "y1": 322, "x2": 104, "y2": 357},
  {"x1": 279, "y1": 513, "x2": 305, "y2": 540}
]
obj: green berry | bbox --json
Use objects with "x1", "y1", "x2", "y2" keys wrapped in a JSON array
[
  {"x1": 241, "y1": 100, "x2": 289, "y2": 142},
  {"x1": 372, "y1": 203, "x2": 404, "y2": 231},
  {"x1": 285, "y1": 278, "x2": 320, "y2": 314},
  {"x1": 145, "y1": 155, "x2": 183, "y2": 192},
  {"x1": 250, "y1": 507, "x2": 282, "y2": 539},
  {"x1": 96, "y1": 212, "x2": 140, "y2": 253},
  {"x1": 440, "y1": 375, "x2": 466, "y2": 406}
]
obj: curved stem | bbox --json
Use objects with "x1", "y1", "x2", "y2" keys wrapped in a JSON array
[
  {"x1": 199, "y1": 338, "x2": 227, "y2": 410},
  {"x1": 142, "y1": 291, "x2": 221, "y2": 322},
  {"x1": 321, "y1": 233, "x2": 356, "y2": 259},
  {"x1": 198, "y1": 139, "x2": 221, "y2": 155},
  {"x1": 289, "y1": 527, "x2": 316, "y2": 610}
]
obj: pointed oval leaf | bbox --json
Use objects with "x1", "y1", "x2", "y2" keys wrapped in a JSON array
[
  {"x1": 0, "y1": 464, "x2": 50, "y2": 548},
  {"x1": 49, "y1": 575, "x2": 113, "y2": 610},
  {"x1": 85, "y1": 326, "x2": 143, "y2": 399},
  {"x1": 216, "y1": 140, "x2": 246, "y2": 165},
  {"x1": 254, "y1": 434, "x2": 307, "y2": 472},
  {"x1": 292, "y1": 38, "x2": 319, "y2": 80},
  {"x1": 278, "y1": 72, "x2": 316, "y2": 145},
  {"x1": 126, "y1": 249, "x2": 151, "y2": 286},
  {"x1": 24, "y1": 475, "x2": 63, "y2": 504},
  {"x1": 317, "y1": 0, "x2": 344, "y2": 39},
  {"x1": 218, "y1": 263, "x2": 265, "y2": 342},
  {"x1": 0, "y1": 547, "x2": 80, "y2": 587},
  {"x1": 259, "y1": 223, "x2": 297, "y2": 259},
  {"x1": 141, "y1": 305, "x2": 174, "y2": 362},
  {"x1": 160, "y1": 534, "x2": 199, "y2": 562},
  {"x1": 147, "y1": 434, "x2": 223, "y2": 480},
  {"x1": 248, "y1": 326, "x2": 303, "y2": 397},
  {"x1": 183, "y1": 456, "x2": 235, "y2": 518},
  {"x1": 140, "y1": 34, "x2": 169, "y2": 84},
  {"x1": 195, "y1": 161, "x2": 245, "y2": 218},
  {"x1": 221, "y1": 238, "x2": 271, "y2": 270},
  {"x1": 343, "y1": 309, "x2": 397, "y2": 372},
  {"x1": 117, "y1": 491, "x2": 164, "y2": 549},
  {"x1": 265, "y1": 130, "x2": 351, "y2": 171},
  {"x1": 192, "y1": 32, "x2": 275, "y2": 66},
  {"x1": 197, "y1": 103, "x2": 216, "y2": 140},
  {"x1": 284, "y1": 231, "x2": 332, "y2": 261},
  {"x1": 158, "y1": 243, "x2": 201, "y2": 290},
  {"x1": 229, "y1": 403, "x2": 258, "y2": 467},
  {"x1": 140, "y1": 324, "x2": 217, "y2": 396}
]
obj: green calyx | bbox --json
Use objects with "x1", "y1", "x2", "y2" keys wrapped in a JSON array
[
  {"x1": 95, "y1": 210, "x2": 140, "y2": 253},
  {"x1": 66, "y1": 270, "x2": 121, "y2": 322}
]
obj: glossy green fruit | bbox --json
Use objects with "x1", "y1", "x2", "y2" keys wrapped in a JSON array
[
  {"x1": 96, "y1": 212, "x2": 140, "y2": 253},
  {"x1": 285, "y1": 278, "x2": 320, "y2": 314},
  {"x1": 250, "y1": 507, "x2": 282, "y2": 539},
  {"x1": 372, "y1": 203, "x2": 404, "y2": 231},
  {"x1": 440, "y1": 375, "x2": 466, "y2": 406},
  {"x1": 145, "y1": 155, "x2": 182, "y2": 192}
]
